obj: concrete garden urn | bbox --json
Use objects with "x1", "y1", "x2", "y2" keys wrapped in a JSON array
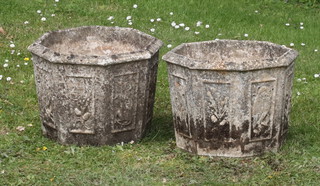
[
  {"x1": 28, "y1": 26, "x2": 163, "y2": 146},
  {"x1": 162, "y1": 40, "x2": 298, "y2": 157}
]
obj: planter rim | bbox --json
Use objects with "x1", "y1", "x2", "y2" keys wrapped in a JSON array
[
  {"x1": 162, "y1": 39, "x2": 298, "y2": 71},
  {"x1": 28, "y1": 26, "x2": 163, "y2": 66}
]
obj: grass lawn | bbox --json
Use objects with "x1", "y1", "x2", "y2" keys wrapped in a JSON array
[{"x1": 1, "y1": 0, "x2": 320, "y2": 185}]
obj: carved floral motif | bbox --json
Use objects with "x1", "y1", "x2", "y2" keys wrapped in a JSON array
[
  {"x1": 251, "y1": 81, "x2": 275, "y2": 140},
  {"x1": 204, "y1": 82, "x2": 230, "y2": 141}
]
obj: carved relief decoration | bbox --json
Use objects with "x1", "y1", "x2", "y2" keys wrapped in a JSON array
[
  {"x1": 36, "y1": 64, "x2": 56, "y2": 129},
  {"x1": 66, "y1": 76, "x2": 95, "y2": 134},
  {"x1": 111, "y1": 72, "x2": 139, "y2": 133},
  {"x1": 250, "y1": 79, "x2": 276, "y2": 141},
  {"x1": 171, "y1": 75, "x2": 191, "y2": 138},
  {"x1": 204, "y1": 82, "x2": 230, "y2": 141}
]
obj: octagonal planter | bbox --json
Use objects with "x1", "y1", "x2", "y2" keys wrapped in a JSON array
[
  {"x1": 28, "y1": 26, "x2": 163, "y2": 146},
  {"x1": 162, "y1": 40, "x2": 298, "y2": 157}
]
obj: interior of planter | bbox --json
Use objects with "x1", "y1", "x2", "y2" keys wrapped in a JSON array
[
  {"x1": 174, "y1": 40, "x2": 289, "y2": 65},
  {"x1": 40, "y1": 26, "x2": 153, "y2": 56}
]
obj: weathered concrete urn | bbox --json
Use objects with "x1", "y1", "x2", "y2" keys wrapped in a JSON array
[
  {"x1": 162, "y1": 40, "x2": 298, "y2": 157},
  {"x1": 28, "y1": 26, "x2": 163, "y2": 146}
]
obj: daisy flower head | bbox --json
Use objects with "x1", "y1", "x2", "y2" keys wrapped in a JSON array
[
  {"x1": 133, "y1": 4, "x2": 138, "y2": 8},
  {"x1": 150, "y1": 28, "x2": 155, "y2": 32},
  {"x1": 169, "y1": 12, "x2": 173, "y2": 15},
  {"x1": 107, "y1": 16, "x2": 114, "y2": 21},
  {"x1": 196, "y1": 21, "x2": 202, "y2": 27},
  {"x1": 41, "y1": 17, "x2": 47, "y2": 22}
]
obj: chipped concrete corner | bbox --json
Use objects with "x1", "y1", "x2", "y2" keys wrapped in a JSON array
[
  {"x1": 28, "y1": 26, "x2": 163, "y2": 146},
  {"x1": 163, "y1": 40, "x2": 298, "y2": 157}
]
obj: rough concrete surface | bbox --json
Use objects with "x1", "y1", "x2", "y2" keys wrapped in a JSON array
[
  {"x1": 163, "y1": 40, "x2": 298, "y2": 157},
  {"x1": 28, "y1": 26, "x2": 163, "y2": 146}
]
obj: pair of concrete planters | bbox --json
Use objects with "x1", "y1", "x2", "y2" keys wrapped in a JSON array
[{"x1": 28, "y1": 26, "x2": 298, "y2": 157}]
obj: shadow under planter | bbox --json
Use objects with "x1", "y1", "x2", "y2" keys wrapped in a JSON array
[
  {"x1": 28, "y1": 26, "x2": 163, "y2": 146},
  {"x1": 162, "y1": 40, "x2": 298, "y2": 157}
]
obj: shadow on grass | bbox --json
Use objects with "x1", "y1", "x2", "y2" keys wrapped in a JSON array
[{"x1": 142, "y1": 114, "x2": 175, "y2": 143}]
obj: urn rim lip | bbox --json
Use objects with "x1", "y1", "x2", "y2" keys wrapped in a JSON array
[
  {"x1": 27, "y1": 26, "x2": 163, "y2": 66},
  {"x1": 162, "y1": 39, "x2": 298, "y2": 71}
]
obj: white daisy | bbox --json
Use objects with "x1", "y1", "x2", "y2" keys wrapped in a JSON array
[{"x1": 196, "y1": 21, "x2": 202, "y2": 27}]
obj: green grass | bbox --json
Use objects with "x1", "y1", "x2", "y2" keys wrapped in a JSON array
[{"x1": 1, "y1": 0, "x2": 320, "y2": 185}]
